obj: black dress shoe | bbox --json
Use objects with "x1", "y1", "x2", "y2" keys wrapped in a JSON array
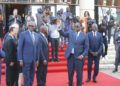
[
  {"x1": 86, "y1": 79, "x2": 90, "y2": 83},
  {"x1": 112, "y1": 69, "x2": 118, "y2": 73},
  {"x1": 55, "y1": 58, "x2": 60, "y2": 62},
  {"x1": 93, "y1": 79, "x2": 97, "y2": 83}
]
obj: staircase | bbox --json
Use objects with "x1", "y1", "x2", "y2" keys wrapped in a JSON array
[
  {"x1": 100, "y1": 37, "x2": 116, "y2": 69},
  {"x1": 1, "y1": 43, "x2": 91, "y2": 74},
  {"x1": 46, "y1": 43, "x2": 91, "y2": 73}
]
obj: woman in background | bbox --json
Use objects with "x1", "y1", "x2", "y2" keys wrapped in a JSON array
[{"x1": 49, "y1": 18, "x2": 60, "y2": 62}]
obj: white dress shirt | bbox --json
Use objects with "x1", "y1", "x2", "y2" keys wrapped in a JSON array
[
  {"x1": 92, "y1": 31, "x2": 97, "y2": 37},
  {"x1": 71, "y1": 31, "x2": 81, "y2": 54},
  {"x1": 107, "y1": 15, "x2": 110, "y2": 22},
  {"x1": 29, "y1": 30, "x2": 35, "y2": 43}
]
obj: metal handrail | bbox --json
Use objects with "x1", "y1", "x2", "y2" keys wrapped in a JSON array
[{"x1": 0, "y1": 1, "x2": 79, "y2": 6}]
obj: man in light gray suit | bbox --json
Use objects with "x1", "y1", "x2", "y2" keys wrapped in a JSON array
[
  {"x1": 59, "y1": 22, "x2": 89, "y2": 86},
  {"x1": 17, "y1": 21, "x2": 39, "y2": 86},
  {"x1": 36, "y1": 8, "x2": 44, "y2": 30},
  {"x1": 36, "y1": 25, "x2": 49, "y2": 86}
]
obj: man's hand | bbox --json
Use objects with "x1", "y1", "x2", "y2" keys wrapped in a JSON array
[
  {"x1": 94, "y1": 52, "x2": 98, "y2": 56},
  {"x1": 19, "y1": 61, "x2": 23, "y2": 67},
  {"x1": 36, "y1": 61, "x2": 39, "y2": 67},
  {"x1": 91, "y1": 52, "x2": 98, "y2": 56},
  {"x1": 77, "y1": 55, "x2": 83, "y2": 60},
  {"x1": 10, "y1": 62, "x2": 14, "y2": 66},
  {"x1": 43, "y1": 60, "x2": 47, "y2": 65}
]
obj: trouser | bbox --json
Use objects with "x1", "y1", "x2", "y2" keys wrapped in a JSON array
[
  {"x1": 107, "y1": 26, "x2": 112, "y2": 43},
  {"x1": 23, "y1": 62, "x2": 35, "y2": 86},
  {"x1": 37, "y1": 61, "x2": 48, "y2": 86},
  {"x1": 6, "y1": 62, "x2": 19, "y2": 86},
  {"x1": 102, "y1": 36, "x2": 108, "y2": 57},
  {"x1": 67, "y1": 54, "x2": 84, "y2": 86},
  {"x1": 87, "y1": 55, "x2": 100, "y2": 80},
  {"x1": 51, "y1": 38, "x2": 59, "y2": 60},
  {"x1": 115, "y1": 43, "x2": 120, "y2": 69}
]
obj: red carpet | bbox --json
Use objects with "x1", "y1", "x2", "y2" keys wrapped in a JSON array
[
  {"x1": 1, "y1": 40, "x2": 119, "y2": 86},
  {"x1": 1, "y1": 43, "x2": 93, "y2": 74},
  {"x1": 1, "y1": 72, "x2": 120, "y2": 86}
]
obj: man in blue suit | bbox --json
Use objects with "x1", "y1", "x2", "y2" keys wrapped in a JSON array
[
  {"x1": 36, "y1": 25, "x2": 49, "y2": 86},
  {"x1": 59, "y1": 22, "x2": 89, "y2": 86},
  {"x1": 86, "y1": 23, "x2": 103, "y2": 83},
  {"x1": 17, "y1": 21, "x2": 39, "y2": 86}
]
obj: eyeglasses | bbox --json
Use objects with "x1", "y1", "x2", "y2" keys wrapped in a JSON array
[{"x1": 29, "y1": 25, "x2": 35, "y2": 27}]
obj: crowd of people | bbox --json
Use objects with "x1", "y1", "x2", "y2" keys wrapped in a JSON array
[{"x1": 0, "y1": 5, "x2": 120, "y2": 86}]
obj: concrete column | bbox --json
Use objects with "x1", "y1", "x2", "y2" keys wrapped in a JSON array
[{"x1": 79, "y1": 0, "x2": 95, "y2": 18}]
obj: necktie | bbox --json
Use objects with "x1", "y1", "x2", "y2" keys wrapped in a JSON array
[
  {"x1": 93, "y1": 32, "x2": 96, "y2": 52},
  {"x1": 31, "y1": 32, "x2": 35, "y2": 44}
]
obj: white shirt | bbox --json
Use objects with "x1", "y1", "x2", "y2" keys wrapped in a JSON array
[
  {"x1": 92, "y1": 31, "x2": 97, "y2": 37},
  {"x1": 76, "y1": 31, "x2": 81, "y2": 39},
  {"x1": 29, "y1": 30, "x2": 35, "y2": 43},
  {"x1": 107, "y1": 15, "x2": 110, "y2": 22},
  {"x1": 49, "y1": 25, "x2": 60, "y2": 38},
  {"x1": 71, "y1": 31, "x2": 81, "y2": 54}
]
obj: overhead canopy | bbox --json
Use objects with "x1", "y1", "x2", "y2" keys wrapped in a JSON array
[
  {"x1": 96, "y1": 0, "x2": 120, "y2": 8},
  {"x1": 0, "y1": 0, "x2": 79, "y2": 5}
]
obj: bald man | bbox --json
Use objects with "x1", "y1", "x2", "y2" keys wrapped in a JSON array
[
  {"x1": 36, "y1": 25, "x2": 49, "y2": 86},
  {"x1": 86, "y1": 23, "x2": 103, "y2": 83}
]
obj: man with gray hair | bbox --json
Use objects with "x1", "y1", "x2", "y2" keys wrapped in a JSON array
[
  {"x1": 86, "y1": 23, "x2": 103, "y2": 83},
  {"x1": 36, "y1": 25, "x2": 49, "y2": 86},
  {"x1": 17, "y1": 21, "x2": 39, "y2": 86},
  {"x1": 59, "y1": 21, "x2": 89, "y2": 86},
  {"x1": 3, "y1": 23, "x2": 19, "y2": 86}
]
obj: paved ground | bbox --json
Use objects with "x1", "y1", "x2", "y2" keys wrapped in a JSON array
[
  {"x1": 99, "y1": 36, "x2": 120, "y2": 79},
  {"x1": 100, "y1": 67, "x2": 120, "y2": 79}
]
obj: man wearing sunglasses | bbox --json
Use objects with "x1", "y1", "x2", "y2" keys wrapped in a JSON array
[{"x1": 17, "y1": 21, "x2": 39, "y2": 86}]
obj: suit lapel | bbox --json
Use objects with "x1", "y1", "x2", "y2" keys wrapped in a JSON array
[
  {"x1": 27, "y1": 30, "x2": 35, "y2": 45},
  {"x1": 40, "y1": 33, "x2": 48, "y2": 46}
]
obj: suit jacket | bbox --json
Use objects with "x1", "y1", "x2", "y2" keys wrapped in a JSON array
[
  {"x1": 3, "y1": 34, "x2": 17, "y2": 63},
  {"x1": 59, "y1": 30, "x2": 89, "y2": 58},
  {"x1": 17, "y1": 30, "x2": 39, "y2": 63},
  {"x1": 9, "y1": 15, "x2": 22, "y2": 26},
  {"x1": 36, "y1": 13, "x2": 43, "y2": 29},
  {"x1": 88, "y1": 31, "x2": 103, "y2": 56},
  {"x1": 37, "y1": 33, "x2": 49, "y2": 61}
]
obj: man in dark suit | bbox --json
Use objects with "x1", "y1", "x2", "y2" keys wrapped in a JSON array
[
  {"x1": 9, "y1": 9, "x2": 22, "y2": 27},
  {"x1": 104, "y1": 10, "x2": 114, "y2": 43},
  {"x1": 3, "y1": 23, "x2": 19, "y2": 86},
  {"x1": 36, "y1": 25, "x2": 48, "y2": 86},
  {"x1": 17, "y1": 21, "x2": 39, "y2": 86},
  {"x1": 59, "y1": 22, "x2": 89, "y2": 86},
  {"x1": 86, "y1": 23, "x2": 103, "y2": 83}
]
